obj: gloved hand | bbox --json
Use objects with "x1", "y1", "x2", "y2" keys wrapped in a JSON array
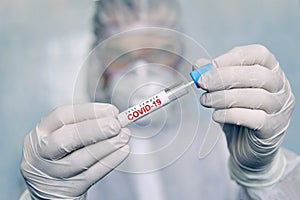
[
  {"x1": 196, "y1": 44, "x2": 295, "y2": 187},
  {"x1": 21, "y1": 103, "x2": 131, "y2": 200}
]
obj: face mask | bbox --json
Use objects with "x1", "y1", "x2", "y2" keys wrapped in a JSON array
[{"x1": 106, "y1": 60, "x2": 180, "y2": 126}]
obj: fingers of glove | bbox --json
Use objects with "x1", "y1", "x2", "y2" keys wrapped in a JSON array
[
  {"x1": 42, "y1": 128, "x2": 131, "y2": 178},
  {"x1": 213, "y1": 108, "x2": 266, "y2": 135},
  {"x1": 201, "y1": 89, "x2": 282, "y2": 114},
  {"x1": 214, "y1": 44, "x2": 278, "y2": 70},
  {"x1": 197, "y1": 65, "x2": 284, "y2": 93},
  {"x1": 192, "y1": 58, "x2": 211, "y2": 70},
  {"x1": 38, "y1": 103, "x2": 119, "y2": 134},
  {"x1": 212, "y1": 92, "x2": 295, "y2": 140},
  {"x1": 79, "y1": 145, "x2": 130, "y2": 187},
  {"x1": 38, "y1": 118, "x2": 121, "y2": 160}
]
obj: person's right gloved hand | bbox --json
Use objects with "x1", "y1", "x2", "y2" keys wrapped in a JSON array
[
  {"x1": 21, "y1": 103, "x2": 131, "y2": 200},
  {"x1": 194, "y1": 44, "x2": 295, "y2": 188}
]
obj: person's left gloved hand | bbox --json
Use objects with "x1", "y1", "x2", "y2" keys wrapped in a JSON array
[
  {"x1": 20, "y1": 103, "x2": 130, "y2": 200},
  {"x1": 196, "y1": 44, "x2": 295, "y2": 187}
]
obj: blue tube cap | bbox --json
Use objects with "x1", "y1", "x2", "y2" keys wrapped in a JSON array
[{"x1": 189, "y1": 63, "x2": 213, "y2": 88}]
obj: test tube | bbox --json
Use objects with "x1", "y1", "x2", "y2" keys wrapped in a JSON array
[
  {"x1": 117, "y1": 82, "x2": 192, "y2": 127},
  {"x1": 117, "y1": 63, "x2": 213, "y2": 127}
]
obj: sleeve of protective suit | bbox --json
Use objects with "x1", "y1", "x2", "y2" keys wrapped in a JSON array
[
  {"x1": 20, "y1": 103, "x2": 131, "y2": 200},
  {"x1": 238, "y1": 148, "x2": 300, "y2": 199},
  {"x1": 195, "y1": 44, "x2": 300, "y2": 198}
]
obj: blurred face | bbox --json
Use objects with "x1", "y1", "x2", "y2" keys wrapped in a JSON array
[
  {"x1": 102, "y1": 31, "x2": 182, "y2": 76},
  {"x1": 98, "y1": 29, "x2": 184, "y2": 112}
]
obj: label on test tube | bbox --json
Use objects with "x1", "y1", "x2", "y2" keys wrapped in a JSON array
[{"x1": 117, "y1": 91, "x2": 170, "y2": 127}]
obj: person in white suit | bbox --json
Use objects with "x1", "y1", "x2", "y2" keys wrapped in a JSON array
[{"x1": 20, "y1": 0, "x2": 300, "y2": 199}]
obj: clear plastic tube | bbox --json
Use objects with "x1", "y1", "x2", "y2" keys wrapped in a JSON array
[
  {"x1": 117, "y1": 63, "x2": 214, "y2": 127},
  {"x1": 117, "y1": 81, "x2": 193, "y2": 127}
]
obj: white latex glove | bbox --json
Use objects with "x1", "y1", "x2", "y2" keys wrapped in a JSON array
[
  {"x1": 21, "y1": 103, "x2": 131, "y2": 199},
  {"x1": 196, "y1": 44, "x2": 295, "y2": 187}
]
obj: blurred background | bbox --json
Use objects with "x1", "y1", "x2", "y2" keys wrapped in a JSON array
[{"x1": 0, "y1": 0, "x2": 299, "y2": 199}]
